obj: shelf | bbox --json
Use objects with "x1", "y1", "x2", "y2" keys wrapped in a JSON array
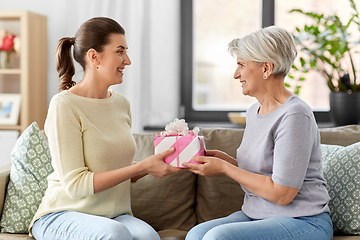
[
  {"x1": 0, "y1": 69, "x2": 21, "y2": 74},
  {"x1": 0, "y1": 11, "x2": 22, "y2": 19},
  {"x1": 0, "y1": 125, "x2": 21, "y2": 131},
  {"x1": 0, "y1": 11, "x2": 48, "y2": 133}
]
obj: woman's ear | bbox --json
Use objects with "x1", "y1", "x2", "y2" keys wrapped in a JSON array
[
  {"x1": 263, "y1": 62, "x2": 273, "y2": 79},
  {"x1": 87, "y1": 48, "x2": 100, "y2": 68}
]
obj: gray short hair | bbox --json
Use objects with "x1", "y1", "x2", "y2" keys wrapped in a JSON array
[{"x1": 228, "y1": 26, "x2": 297, "y2": 77}]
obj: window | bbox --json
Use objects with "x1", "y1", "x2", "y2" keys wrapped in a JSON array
[
  {"x1": 276, "y1": 0, "x2": 360, "y2": 111},
  {"x1": 181, "y1": 0, "x2": 358, "y2": 122},
  {"x1": 192, "y1": 0, "x2": 262, "y2": 113}
]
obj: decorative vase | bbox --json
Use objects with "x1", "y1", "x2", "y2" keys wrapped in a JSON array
[
  {"x1": 0, "y1": 51, "x2": 12, "y2": 69},
  {"x1": 329, "y1": 91, "x2": 360, "y2": 126}
]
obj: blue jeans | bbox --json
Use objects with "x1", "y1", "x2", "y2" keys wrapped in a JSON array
[
  {"x1": 32, "y1": 211, "x2": 160, "y2": 240},
  {"x1": 186, "y1": 211, "x2": 333, "y2": 240}
]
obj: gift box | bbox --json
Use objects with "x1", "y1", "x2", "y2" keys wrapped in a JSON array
[{"x1": 154, "y1": 119, "x2": 206, "y2": 168}]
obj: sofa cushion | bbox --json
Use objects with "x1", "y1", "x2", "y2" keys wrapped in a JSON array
[
  {"x1": 320, "y1": 125, "x2": 360, "y2": 146},
  {"x1": 131, "y1": 134, "x2": 197, "y2": 231},
  {"x1": 0, "y1": 122, "x2": 53, "y2": 234},
  {"x1": 321, "y1": 142, "x2": 360, "y2": 235},
  {"x1": 0, "y1": 233, "x2": 34, "y2": 239},
  {"x1": 196, "y1": 129, "x2": 245, "y2": 223},
  {"x1": 158, "y1": 229, "x2": 187, "y2": 240}
]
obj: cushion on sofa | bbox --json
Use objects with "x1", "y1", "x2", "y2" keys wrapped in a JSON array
[
  {"x1": 320, "y1": 125, "x2": 360, "y2": 146},
  {"x1": 0, "y1": 233, "x2": 34, "y2": 239},
  {"x1": 321, "y1": 142, "x2": 360, "y2": 235},
  {"x1": 0, "y1": 122, "x2": 53, "y2": 234},
  {"x1": 196, "y1": 129, "x2": 244, "y2": 223},
  {"x1": 131, "y1": 134, "x2": 197, "y2": 231}
]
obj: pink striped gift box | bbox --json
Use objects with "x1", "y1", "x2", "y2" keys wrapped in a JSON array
[{"x1": 154, "y1": 132, "x2": 206, "y2": 168}]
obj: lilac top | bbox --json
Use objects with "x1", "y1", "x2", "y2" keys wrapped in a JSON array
[{"x1": 237, "y1": 95, "x2": 330, "y2": 219}]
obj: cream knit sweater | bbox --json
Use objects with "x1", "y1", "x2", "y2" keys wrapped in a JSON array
[{"x1": 29, "y1": 90, "x2": 136, "y2": 232}]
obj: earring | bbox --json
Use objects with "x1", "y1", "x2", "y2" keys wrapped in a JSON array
[
  {"x1": 96, "y1": 66, "x2": 99, "y2": 70},
  {"x1": 263, "y1": 75, "x2": 266, "y2": 79}
]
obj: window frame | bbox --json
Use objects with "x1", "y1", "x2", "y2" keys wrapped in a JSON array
[{"x1": 180, "y1": 0, "x2": 330, "y2": 123}]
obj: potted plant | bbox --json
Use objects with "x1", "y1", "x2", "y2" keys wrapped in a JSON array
[{"x1": 287, "y1": 0, "x2": 360, "y2": 126}]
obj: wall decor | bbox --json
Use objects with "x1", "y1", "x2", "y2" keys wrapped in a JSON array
[{"x1": 0, "y1": 93, "x2": 21, "y2": 125}]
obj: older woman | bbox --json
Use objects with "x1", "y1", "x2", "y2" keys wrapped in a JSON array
[{"x1": 183, "y1": 26, "x2": 333, "y2": 240}]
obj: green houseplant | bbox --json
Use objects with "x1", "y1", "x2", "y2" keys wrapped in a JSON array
[{"x1": 288, "y1": 0, "x2": 360, "y2": 126}]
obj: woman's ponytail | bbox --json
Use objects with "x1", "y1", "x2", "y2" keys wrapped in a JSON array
[{"x1": 56, "y1": 37, "x2": 76, "y2": 91}]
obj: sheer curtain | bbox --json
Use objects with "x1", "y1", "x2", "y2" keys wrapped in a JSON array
[{"x1": 1, "y1": 0, "x2": 180, "y2": 133}]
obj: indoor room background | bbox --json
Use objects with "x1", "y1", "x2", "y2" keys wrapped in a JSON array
[
  {"x1": 0, "y1": 0, "x2": 359, "y2": 135},
  {"x1": 1, "y1": 1, "x2": 360, "y2": 239},
  {"x1": 0, "y1": 0, "x2": 180, "y2": 134}
]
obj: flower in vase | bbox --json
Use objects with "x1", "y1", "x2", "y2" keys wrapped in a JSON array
[
  {"x1": 0, "y1": 30, "x2": 20, "y2": 69},
  {"x1": 1, "y1": 34, "x2": 16, "y2": 51},
  {"x1": 0, "y1": 30, "x2": 19, "y2": 52}
]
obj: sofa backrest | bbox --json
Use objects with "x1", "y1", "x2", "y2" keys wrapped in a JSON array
[
  {"x1": 130, "y1": 125, "x2": 360, "y2": 231},
  {"x1": 195, "y1": 128, "x2": 245, "y2": 223},
  {"x1": 131, "y1": 128, "x2": 246, "y2": 231},
  {"x1": 319, "y1": 125, "x2": 360, "y2": 146},
  {"x1": 131, "y1": 134, "x2": 198, "y2": 231}
]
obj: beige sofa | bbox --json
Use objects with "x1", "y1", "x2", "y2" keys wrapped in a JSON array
[{"x1": 1, "y1": 126, "x2": 360, "y2": 239}]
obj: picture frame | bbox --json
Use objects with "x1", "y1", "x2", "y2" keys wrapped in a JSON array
[{"x1": 0, "y1": 94, "x2": 21, "y2": 125}]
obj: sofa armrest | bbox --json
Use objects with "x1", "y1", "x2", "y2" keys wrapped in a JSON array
[{"x1": 0, "y1": 164, "x2": 11, "y2": 218}]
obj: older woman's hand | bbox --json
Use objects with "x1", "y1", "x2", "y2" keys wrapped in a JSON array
[
  {"x1": 182, "y1": 156, "x2": 227, "y2": 178},
  {"x1": 205, "y1": 150, "x2": 238, "y2": 166}
]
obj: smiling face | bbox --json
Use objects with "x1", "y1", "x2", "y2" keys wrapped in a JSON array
[
  {"x1": 233, "y1": 57, "x2": 265, "y2": 97},
  {"x1": 97, "y1": 33, "x2": 131, "y2": 85}
]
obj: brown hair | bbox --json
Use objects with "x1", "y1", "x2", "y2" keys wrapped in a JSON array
[{"x1": 56, "y1": 17, "x2": 125, "y2": 91}]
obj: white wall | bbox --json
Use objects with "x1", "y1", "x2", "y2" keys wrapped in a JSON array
[{"x1": 0, "y1": 0, "x2": 180, "y2": 133}]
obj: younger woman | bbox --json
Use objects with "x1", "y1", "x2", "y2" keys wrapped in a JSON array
[{"x1": 30, "y1": 17, "x2": 180, "y2": 240}]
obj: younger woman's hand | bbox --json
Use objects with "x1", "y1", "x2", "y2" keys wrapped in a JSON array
[{"x1": 142, "y1": 148, "x2": 182, "y2": 178}]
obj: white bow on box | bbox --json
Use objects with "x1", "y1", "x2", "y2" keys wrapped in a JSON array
[{"x1": 156, "y1": 118, "x2": 200, "y2": 137}]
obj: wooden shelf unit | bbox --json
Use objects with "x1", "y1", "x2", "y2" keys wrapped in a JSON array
[{"x1": 0, "y1": 11, "x2": 47, "y2": 132}]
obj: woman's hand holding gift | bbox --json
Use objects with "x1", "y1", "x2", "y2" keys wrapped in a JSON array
[
  {"x1": 205, "y1": 150, "x2": 238, "y2": 166},
  {"x1": 182, "y1": 155, "x2": 226, "y2": 178},
  {"x1": 142, "y1": 148, "x2": 182, "y2": 178},
  {"x1": 182, "y1": 150, "x2": 237, "y2": 177}
]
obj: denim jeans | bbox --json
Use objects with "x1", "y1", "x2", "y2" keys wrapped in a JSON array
[
  {"x1": 185, "y1": 211, "x2": 333, "y2": 240},
  {"x1": 32, "y1": 211, "x2": 160, "y2": 240}
]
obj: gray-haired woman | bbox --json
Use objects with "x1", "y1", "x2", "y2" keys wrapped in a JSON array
[{"x1": 183, "y1": 26, "x2": 333, "y2": 240}]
